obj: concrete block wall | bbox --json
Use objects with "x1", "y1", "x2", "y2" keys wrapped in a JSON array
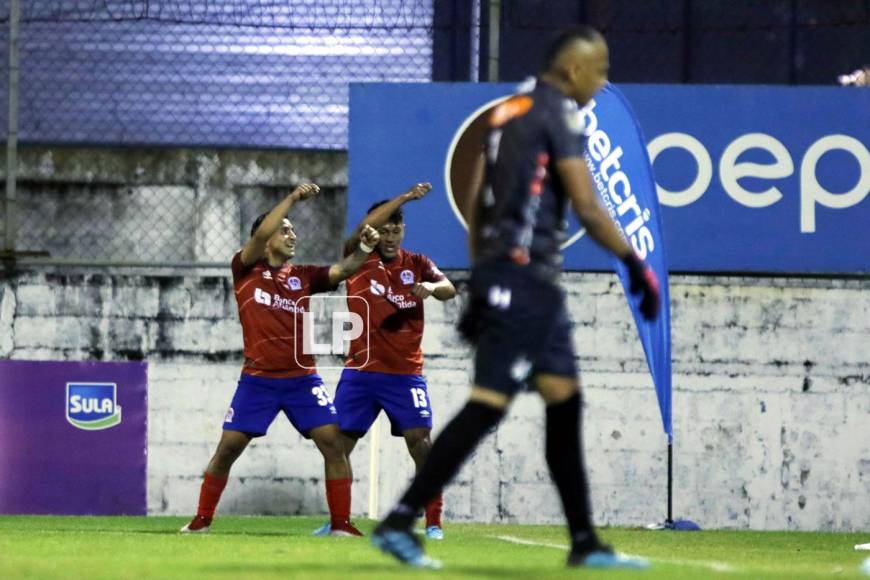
[
  {"x1": 1, "y1": 146, "x2": 348, "y2": 265},
  {"x1": 2, "y1": 269, "x2": 867, "y2": 531}
]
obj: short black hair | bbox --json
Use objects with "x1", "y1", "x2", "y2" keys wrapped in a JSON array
[
  {"x1": 250, "y1": 212, "x2": 268, "y2": 238},
  {"x1": 541, "y1": 26, "x2": 604, "y2": 72},
  {"x1": 367, "y1": 200, "x2": 403, "y2": 224}
]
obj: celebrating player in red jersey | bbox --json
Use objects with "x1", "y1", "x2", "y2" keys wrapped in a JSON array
[
  {"x1": 314, "y1": 182, "x2": 456, "y2": 540},
  {"x1": 181, "y1": 183, "x2": 381, "y2": 536}
]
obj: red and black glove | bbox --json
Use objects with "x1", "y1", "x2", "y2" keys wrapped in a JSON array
[{"x1": 622, "y1": 252, "x2": 660, "y2": 320}]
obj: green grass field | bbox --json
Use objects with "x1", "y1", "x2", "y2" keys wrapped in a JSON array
[{"x1": 1, "y1": 516, "x2": 867, "y2": 579}]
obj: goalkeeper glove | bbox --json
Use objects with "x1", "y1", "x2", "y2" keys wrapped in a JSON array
[{"x1": 622, "y1": 252, "x2": 660, "y2": 320}]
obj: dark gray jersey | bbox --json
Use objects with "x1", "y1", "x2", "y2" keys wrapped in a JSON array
[{"x1": 475, "y1": 80, "x2": 585, "y2": 279}]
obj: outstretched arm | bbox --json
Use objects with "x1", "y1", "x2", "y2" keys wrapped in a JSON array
[
  {"x1": 240, "y1": 183, "x2": 319, "y2": 266},
  {"x1": 343, "y1": 182, "x2": 432, "y2": 255},
  {"x1": 558, "y1": 159, "x2": 631, "y2": 256},
  {"x1": 411, "y1": 278, "x2": 457, "y2": 301},
  {"x1": 559, "y1": 158, "x2": 659, "y2": 319},
  {"x1": 329, "y1": 225, "x2": 381, "y2": 285}
]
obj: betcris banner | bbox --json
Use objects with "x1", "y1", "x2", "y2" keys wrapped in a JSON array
[
  {"x1": 581, "y1": 84, "x2": 672, "y2": 438},
  {"x1": 349, "y1": 83, "x2": 869, "y2": 274}
]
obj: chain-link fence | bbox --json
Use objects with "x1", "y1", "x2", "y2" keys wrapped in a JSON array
[
  {"x1": 7, "y1": 0, "x2": 433, "y2": 149},
  {"x1": 1, "y1": 0, "x2": 867, "y2": 270},
  {"x1": 5, "y1": 147, "x2": 349, "y2": 267},
  {"x1": 0, "y1": 0, "x2": 433, "y2": 269}
]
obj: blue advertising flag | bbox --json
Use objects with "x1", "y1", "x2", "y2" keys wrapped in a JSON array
[{"x1": 578, "y1": 84, "x2": 673, "y2": 440}]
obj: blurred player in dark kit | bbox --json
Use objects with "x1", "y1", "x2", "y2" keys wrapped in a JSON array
[{"x1": 372, "y1": 27, "x2": 659, "y2": 569}]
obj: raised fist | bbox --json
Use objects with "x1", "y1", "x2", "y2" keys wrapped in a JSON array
[
  {"x1": 291, "y1": 183, "x2": 320, "y2": 201},
  {"x1": 402, "y1": 182, "x2": 432, "y2": 202},
  {"x1": 359, "y1": 224, "x2": 380, "y2": 248}
]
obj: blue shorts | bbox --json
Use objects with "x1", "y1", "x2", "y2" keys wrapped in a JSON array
[
  {"x1": 223, "y1": 373, "x2": 337, "y2": 438},
  {"x1": 334, "y1": 369, "x2": 433, "y2": 437}
]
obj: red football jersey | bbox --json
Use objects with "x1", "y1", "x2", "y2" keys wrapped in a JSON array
[
  {"x1": 344, "y1": 249, "x2": 446, "y2": 375},
  {"x1": 231, "y1": 251, "x2": 336, "y2": 377}
]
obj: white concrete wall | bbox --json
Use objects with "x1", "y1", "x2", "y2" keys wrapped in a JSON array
[
  {"x1": 2, "y1": 270, "x2": 868, "y2": 531},
  {"x1": 2, "y1": 147, "x2": 348, "y2": 266}
]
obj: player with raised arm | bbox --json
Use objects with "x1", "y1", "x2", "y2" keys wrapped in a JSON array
[
  {"x1": 180, "y1": 183, "x2": 380, "y2": 537},
  {"x1": 313, "y1": 182, "x2": 456, "y2": 540},
  {"x1": 371, "y1": 28, "x2": 660, "y2": 569}
]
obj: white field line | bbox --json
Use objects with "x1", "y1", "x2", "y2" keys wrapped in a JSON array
[
  {"x1": 493, "y1": 535, "x2": 569, "y2": 550},
  {"x1": 491, "y1": 534, "x2": 737, "y2": 573}
]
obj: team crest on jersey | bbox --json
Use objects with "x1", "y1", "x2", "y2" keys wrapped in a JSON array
[
  {"x1": 400, "y1": 269, "x2": 415, "y2": 285},
  {"x1": 287, "y1": 276, "x2": 302, "y2": 291},
  {"x1": 261, "y1": 270, "x2": 272, "y2": 280}
]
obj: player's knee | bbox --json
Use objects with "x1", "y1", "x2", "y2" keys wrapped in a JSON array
[
  {"x1": 323, "y1": 442, "x2": 346, "y2": 462},
  {"x1": 469, "y1": 386, "x2": 512, "y2": 410},
  {"x1": 340, "y1": 432, "x2": 359, "y2": 456},
  {"x1": 213, "y1": 432, "x2": 250, "y2": 465},
  {"x1": 404, "y1": 428, "x2": 430, "y2": 445},
  {"x1": 535, "y1": 374, "x2": 579, "y2": 405},
  {"x1": 416, "y1": 436, "x2": 432, "y2": 457},
  {"x1": 212, "y1": 445, "x2": 243, "y2": 469},
  {"x1": 313, "y1": 433, "x2": 346, "y2": 461},
  {"x1": 405, "y1": 431, "x2": 432, "y2": 460},
  {"x1": 221, "y1": 439, "x2": 245, "y2": 457}
]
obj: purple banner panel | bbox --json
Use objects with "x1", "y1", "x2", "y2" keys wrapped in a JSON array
[{"x1": 0, "y1": 360, "x2": 147, "y2": 515}]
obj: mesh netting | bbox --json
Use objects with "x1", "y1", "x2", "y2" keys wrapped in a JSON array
[{"x1": 6, "y1": 0, "x2": 433, "y2": 149}]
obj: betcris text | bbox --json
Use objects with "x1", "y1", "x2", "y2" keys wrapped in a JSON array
[
  {"x1": 580, "y1": 99, "x2": 656, "y2": 259},
  {"x1": 581, "y1": 98, "x2": 869, "y2": 236}
]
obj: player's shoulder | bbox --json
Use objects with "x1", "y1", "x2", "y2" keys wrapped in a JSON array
[
  {"x1": 532, "y1": 81, "x2": 580, "y2": 123},
  {"x1": 285, "y1": 262, "x2": 310, "y2": 272},
  {"x1": 396, "y1": 248, "x2": 432, "y2": 269},
  {"x1": 398, "y1": 249, "x2": 446, "y2": 282},
  {"x1": 531, "y1": 79, "x2": 568, "y2": 105},
  {"x1": 279, "y1": 262, "x2": 335, "y2": 292},
  {"x1": 284, "y1": 262, "x2": 327, "y2": 280},
  {"x1": 397, "y1": 247, "x2": 425, "y2": 261},
  {"x1": 232, "y1": 250, "x2": 266, "y2": 282}
]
